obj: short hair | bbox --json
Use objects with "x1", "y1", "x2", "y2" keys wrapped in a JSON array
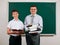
[
  {"x1": 30, "y1": 5, "x2": 37, "y2": 7},
  {"x1": 12, "y1": 10, "x2": 18, "y2": 13}
]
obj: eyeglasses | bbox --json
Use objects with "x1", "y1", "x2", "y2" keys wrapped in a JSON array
[{"x1": 30, "y1": 9, "x2": 36, "y2": 10}]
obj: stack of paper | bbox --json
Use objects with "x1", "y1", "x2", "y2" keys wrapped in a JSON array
[{"x1": 28, "y1": 25, "x2": 37, "y2": 31}]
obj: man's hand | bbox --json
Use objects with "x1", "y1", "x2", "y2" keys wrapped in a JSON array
[
  {"x1": 27, "y1": 25, "x2": 32, "y2": 27},
  {"x1": 7, "y1": 28, "x2": 24, "y2": 35},
  {"x1": 37, "y1": 28, "x2": 41, "y2": 31},
  {"x1": 19, "y1": 30, "x2": 24, "y2": 34},
  {"x1": 13, "y1": 31, "x2": 20, "y2": 34}
]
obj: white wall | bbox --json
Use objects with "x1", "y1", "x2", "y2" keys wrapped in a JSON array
[
  {"x1": 0, "y1": 0, "x2": 9, "y2": 45},
  {"x1": 0, "y1": 0, "x2": 60, "y2": 45}
]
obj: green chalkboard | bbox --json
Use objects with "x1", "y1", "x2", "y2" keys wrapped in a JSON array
[{"x1": 9, "y1": 2, "x2": 56, "y2": 34}]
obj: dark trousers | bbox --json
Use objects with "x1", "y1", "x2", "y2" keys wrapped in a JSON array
[
  {"x1": 26, "y1": 33, "x2": 40, "y2": 45},
  {"x1": 9, "y1": 35, "x2": 21, "y2": 45}
]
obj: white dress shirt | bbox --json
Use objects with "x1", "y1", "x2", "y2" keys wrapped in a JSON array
[
  {"x1": 7, "y1": 19, "x2": 24, "y2": 36},
  {"x1": 24, "y1": 14, "x2": 43, "y2": 33}
]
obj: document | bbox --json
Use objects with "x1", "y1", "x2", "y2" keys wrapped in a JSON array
[{"x1": 28, "y1": 25, "x2": 37, "y2": 31}]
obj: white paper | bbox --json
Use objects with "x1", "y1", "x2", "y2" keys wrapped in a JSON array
[{"x1": 28, "y1": 25, "x2": 37, "y2": 31}]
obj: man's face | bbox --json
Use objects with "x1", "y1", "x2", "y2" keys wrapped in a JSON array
[
  {"x1": 12, "y1": 12, "x2": 19, "y2": 18},
  {"x1": 30, "y1": 7, "x2": 37, "y2": 15}
]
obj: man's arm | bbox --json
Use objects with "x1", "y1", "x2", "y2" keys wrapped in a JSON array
[
  {"x1": 37, "y1": 16, "x2": 43, "y2": 33},
  {"x1": 7, "y1": 28, "x2": 20, "y2": 35},
  {"x1": 24, "y1": 17, "x2": 29, "y2": 31}
]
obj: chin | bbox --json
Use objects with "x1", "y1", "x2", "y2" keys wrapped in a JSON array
[{"x1": 31, "y1": 12, "x2": 35, "y2": 14}]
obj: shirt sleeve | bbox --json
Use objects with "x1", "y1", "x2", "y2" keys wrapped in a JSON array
[
  {"x1": 37, "y1": 16, "x2": 43, "y2": 33},
  {"x1": 7, "y1": 21, "x2": 11, "y2": 29},
  {"x1": 20, "y1": 22, "x2": 24, "y2": 30},
  {"x1": 24, "y1": 17, "x2": 29, "y2": 31}
]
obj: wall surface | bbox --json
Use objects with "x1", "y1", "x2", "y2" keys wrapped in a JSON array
[{"x1": 0, "y1": 0, "x2": 60, "y2": 45}]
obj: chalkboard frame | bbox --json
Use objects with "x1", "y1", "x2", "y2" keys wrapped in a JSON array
[{"x1": 9, "y1": 2, "x2": 56, "y2": 35}]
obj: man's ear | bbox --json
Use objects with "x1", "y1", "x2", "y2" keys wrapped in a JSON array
[
  {"x1": 36, "y1": 9, "x2": 37, "y2": 12},
  {"x1": 18, "y1": 13, "x2": 19, "y2": 16}
]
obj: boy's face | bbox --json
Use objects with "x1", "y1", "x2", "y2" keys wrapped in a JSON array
[
  {"x1": 30, "y1": 7, "x2": 37, "y2": 15},
  {"x1": 12, "y1": 12, "x2": 19, "y2": 18}
]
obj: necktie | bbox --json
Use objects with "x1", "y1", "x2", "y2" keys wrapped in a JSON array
[{"x1": 31, "y1": 15, "x2": 34, "y2": 25}]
